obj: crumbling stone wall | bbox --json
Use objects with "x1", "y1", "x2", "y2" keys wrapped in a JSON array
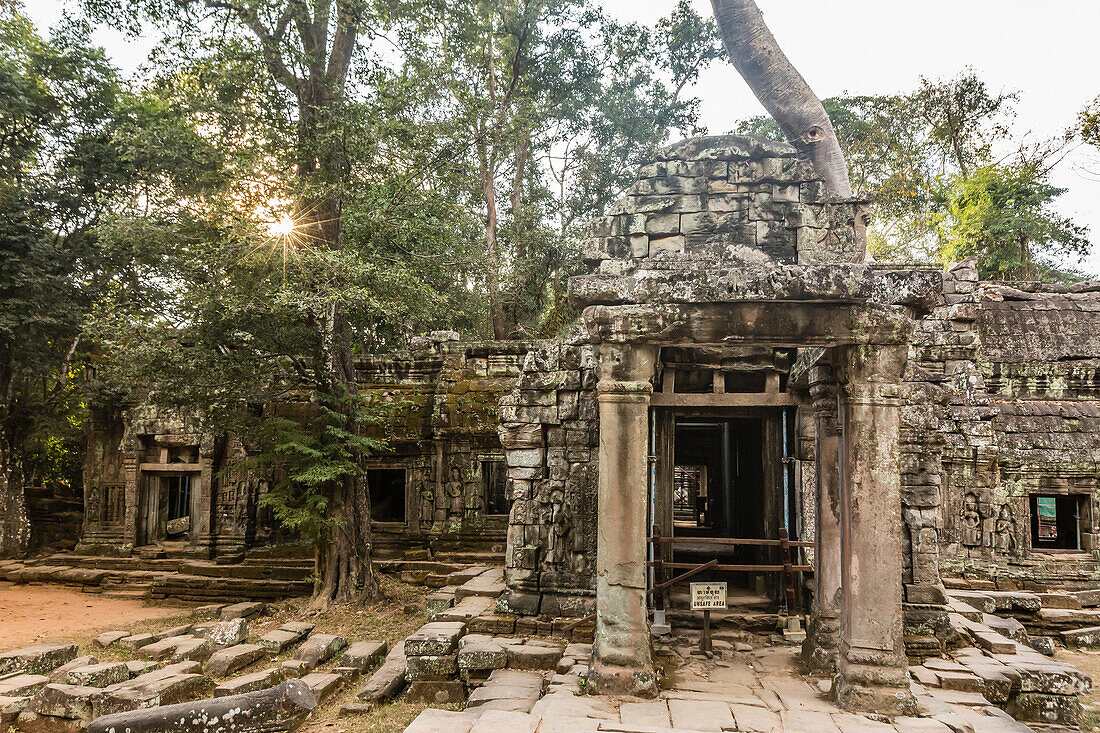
[
  {"x1": 497, "y1": 333, "x2": 600, "y2": 616},
  {"x1": 77, "y1": 333, "x2": 531, "y2": 558},
  {"x1": 581, "y1": 135, "x2": 866, "y2": 271},
  {"x1": 912, "y1": 259, "x2": 1100, "y2": 589}
]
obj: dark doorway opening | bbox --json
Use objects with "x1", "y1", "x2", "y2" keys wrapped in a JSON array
[
  {"x1": 673, "y1": 419, "x2": 765, "y2": 540},
  {"x1": 368, "y1": 469, "x2": 406, "y2": 523},
  {"x1": 1030, "y1": 494, "x2": 1085, "y2": 550},
  {"x1": 166, "y1": 475, "x2": 192, "y2": 522}
]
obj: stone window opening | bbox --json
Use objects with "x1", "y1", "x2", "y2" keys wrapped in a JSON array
[
  {"x1": 1030, "y1": 494, "x2": 1089, "y2": 551},
  {"x1": 482, "y1": 459, "x2": 508, "y2": 516},
  {"x1": 367, "y1": 468, "x2": 406, "y2": 523}
]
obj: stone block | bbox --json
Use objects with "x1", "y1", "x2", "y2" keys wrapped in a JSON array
[
  {"x1": 94, "y1": 631, "x2": 130, "y2": 649},
  {"x1": 213, "y1": 667, "x2": 284, "y2": 696},
  {"x1": 65, "y1": 662, "x2": 130, "y2": 688},
  {"x1": 201, "y1": 618, "x2": 249, "y2": 648},
  {"x1": 218, "y1": 602, "x2": 265, "y2": 620},
  {"x1": 27, "y1": 683, "x2": 98, "y2": 723},
  {"x1": 458, "y1": 635, "x2": 506, "y2": 672},
  {"x1": 192, "y1": 604, "x2": 226, "y2": 620},
  {"x1": 0, "y1": 675, "x2": 49, "y2": 698},
  {"x1": 0, "y1": 644, "x2": 78, "y2": 675},
  {"x1": 119, "y1": 633, "x2": 155, "y2": 651},
  {"x1": 1007, "y1": 692, "x2": 1082, "y2": 727},
  {"x1": 279, "y1": 659, "x2": 311, "y2": 677},
  {"x1": 204, "y1": 643, "x2": 265, "y2": 677},
  {"x1": 341, "y1": 640, "x2": 387, "y2": 671},
  {"x1": 355, "y1": 648, "x2": 406, "y2": 703},
  {"x1": 503, "y1": 642, "x2": 562, "y2": 671},
  {"x1": 151, "y1": 624, "x2": 193, "y2": 642},
  {"x1": 49, "y1": 655, "x2": 98, "y2": 683},
  {"x1": 293, "y1": 633, "x2": 348, "y2": 666},
  {"x1": 299, "y1": 672, "x2": 343, "y2": 701},
  {"x1": 406, "y1": 654, "x2": 457, "y2": 681},
  {"x1": 405, "y1": 622, "x2": 465, "y2": 656},
  {"x1": 405, "y1": 680, "x2": 467, "y2": 705}
]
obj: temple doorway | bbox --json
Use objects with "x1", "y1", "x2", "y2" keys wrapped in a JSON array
[{"x1": 652, "y1": 408, "x2": 797, "y2": 607}]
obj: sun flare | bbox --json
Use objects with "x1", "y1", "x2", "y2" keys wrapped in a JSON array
[{"x1": 267, "y1": 215, "x2": 295, "y2": 237}]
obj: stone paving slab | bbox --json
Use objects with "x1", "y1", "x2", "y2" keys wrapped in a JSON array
[
  {"x1": 619, "y1": 701, "x2": 671, "y2": 727},
  {"x1": 94, "y1": 631, "x2": 131, "y2": 649},
  {"x1": 0, "y1": 643, "x2": 78, "y2": 675},
  {"x1": 204, "y1": 643, "x2": 264, "y2": 676},
  {"x1": 213, "y1": 667, "x2": 284, "y2": 696},
  {"x1": 406, "y1": 622, "x2": 466, "y2": 656},
  {"x1": 667, "y1": 699, "x2": 735, "y2": 731}
]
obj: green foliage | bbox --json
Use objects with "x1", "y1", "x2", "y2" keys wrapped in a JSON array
[
  {"x1": 942, "y1": 162, "x2": 1089, "y2": 281},
  {"x1": 251, "y1": 390, "x2": 384, "y2": 542},
  {"x1": 736, "y1": 70, "x2": 1091, "y2": 278}
]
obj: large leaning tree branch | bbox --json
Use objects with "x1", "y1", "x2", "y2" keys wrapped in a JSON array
[{"x1": 710, "y1": 0, "x2": 852, "y2": 198}]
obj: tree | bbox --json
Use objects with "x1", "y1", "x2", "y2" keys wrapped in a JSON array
[
  {"x1": 709, "y1": 0, "x2": 851, "y2": 199},
  {"x1": 942, "y1": 162, "x2": 1089, "y2": 281},
  {"x1": 0, "y1": 7, "x2": 175, "y2": 557},
  {"x1": 397, "y1": 0, "x2": 721, "y2": 338}
]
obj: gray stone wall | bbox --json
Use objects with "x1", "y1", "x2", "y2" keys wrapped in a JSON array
[{"x1": 912, "y1": 259, "x2": 1100, "y2": 588}]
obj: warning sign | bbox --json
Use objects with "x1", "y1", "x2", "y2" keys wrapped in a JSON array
[{"x1": 690, "y1": 582, "x2": 727, "y2": 610}]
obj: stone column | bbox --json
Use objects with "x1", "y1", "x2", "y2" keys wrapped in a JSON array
[
  {"x1": 589, "y1": 343, "x2": 658, "y2": 697},
  {"x1": 835, "y1": 343, "x2": 915, "y2": 715},
  {"x1": 802, "y1": 364, "x2": 842, "y2": 673}
]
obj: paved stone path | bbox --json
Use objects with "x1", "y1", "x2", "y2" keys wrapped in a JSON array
[{"x1": 406, "y1": 643, "x2": 1041, "y2": 732}]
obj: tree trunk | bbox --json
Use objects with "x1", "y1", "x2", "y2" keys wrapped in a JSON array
[
  {"x1": 709, "y1": 0, "x2": 852, "y2": 199},
  {"x1": 0, "y1": 434, "x2": 30, "y2": 558},
  {"x1": 478, "y1": 142, "x2": 507, "y2": 340}
]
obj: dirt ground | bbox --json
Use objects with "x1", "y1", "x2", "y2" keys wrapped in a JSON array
[
  {"x1": 0, "y1": 581, "x2": 180, "y2": 648},
  {"x1": 1055, "y1": 648, "x2": 1100, "y2": 731}
]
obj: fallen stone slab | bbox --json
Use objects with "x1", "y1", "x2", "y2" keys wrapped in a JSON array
[
  {"x1": 405, "y1": 622, "x2": 465, "y2": 656},
  {"x1": 341, "y1": 640, "x2": 387, "y2": 671},
  {"x1": 140, "y1": 636, "x2": 213, "y2": 663},
  {"x1": 985, "y1": 591, "x2": 1042, "y2": 613},
  {"x1": 332, "y1": 667, "x2": 360, "y2": 682},
  {"x1": 27, "y1": 683, "x2": 99, "y2": 723},
  {"x1": 279, "y1": 660, "x2": 311, "y2": 677},
  {"x1": 1011, "y1": 660, "x2": 1092, "y2": 696},
  {"x1": 947, "y1": 592, "x2": 995, "y2": 614},
  {"x1": 293, "y1": 633, "x2": 347, "y2": 666},
  {"x1": 299, "y1": 672, "x2": 343, "y2": 701},
  {"x1": 214, "y1": 668, "x2": 284, "y2": 697},
  {"x1": 1037, "y1": 608, "x2": 1100, "y2": 630},
  {"x1": 90, "y1": 672, "x2": 212, "y2": 718},
  {"x1": 0, "y1": 695, "x2": 30, "y2": 725},
  {"x1": 49, "y1": 655, "x2": 99, "y2": 682},
  {"x1": 405, "y1": 680, "x2": 466, "y2": 704},
  {"x1": 258, "y1": 623, "x2": 313, "y2": 654},
  {"x1": 0, "y1": 643, "x2": 78, "y2": 675},
  {"x1": 124, "y1": 661, "x2": 161, "y2": 677},
  {"x1": 972, "y1": 629, "x2": 1017, "y2": 655},
  {"x1": 151, "y1": 624, "x2": 194, "y2": 642},
  {"x1": 0, "y1": 675, "x2": 49, "y2": 697},
  {"x1": 192, "y1": 604, "x2": 227, "y2": 620},
  {"x1": 65, "y1": 662, "x2": 130, "y2": 688},
  {"x1": 200, "y1": 618, "x2": 249, "y2": 648},
  {"x1": 219, "y1": 601, "x2": 265, "y2": 620},
  {"x1": 119, "y1": 633, "x2": 156, "y2": 651},
  {"x1": 402, "y1": 708, "x2": 481, "y2": 733},
  {"x1": 355, "y1": 647, "x2": 406, "y2": 703},
  {"x1": 87, "y1": 678, "x2": 316, "y2": 733},
  {"x1": 407, "y1": 654, "x2": 457, "y2": 681},
  {"x1": 1072, "y1": 588, "x2": 1100, "y2": 608},
  {"x1": 204, "y1": 644, "x2": 264, "y2": 677},
  {"x1": 95, "y1": 632, "x2": 131, "y2": 649}
]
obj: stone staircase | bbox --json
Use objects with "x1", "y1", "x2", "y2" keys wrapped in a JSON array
[{"x1": 0, "y1": 546, "x2": 504, "y2": 605}]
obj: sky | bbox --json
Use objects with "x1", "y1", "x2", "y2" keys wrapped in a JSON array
[{"x1": 23, "y1": 0, "x2": 1100, "y2": 275}]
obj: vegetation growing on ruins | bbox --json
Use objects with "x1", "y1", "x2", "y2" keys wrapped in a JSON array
[
  {"x1": 1, "y1": 0, "x2": 1098, "y2": 615},
  {"x1": 738, "y1": 72, "x2": 1091, "y2": 279}
]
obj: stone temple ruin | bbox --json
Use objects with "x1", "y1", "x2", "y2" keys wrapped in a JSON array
[{"x1": 7, "y1": 134, "x2": 1100, "y2": 728}]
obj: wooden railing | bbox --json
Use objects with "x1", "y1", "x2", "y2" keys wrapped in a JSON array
[{"x1": 648, "y1": 524, "x2": 812, "y2": 615}]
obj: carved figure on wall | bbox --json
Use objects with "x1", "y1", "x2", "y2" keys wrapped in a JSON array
[
  {"x1": 994, "y1": 504, "x2": 1017, "y2": 555},
  {"x1": 961, "y1": 492, "x2": 983, "y2": 547},
  {"x1": 86, "y1": 487, "x2": 101, "y2": 524},
  {"x1": 419, "y1": 480, "x2": 434, "y2": 526},
  {"x1": 446, "y1": 466, "x2": 464, "y2": 523}
]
